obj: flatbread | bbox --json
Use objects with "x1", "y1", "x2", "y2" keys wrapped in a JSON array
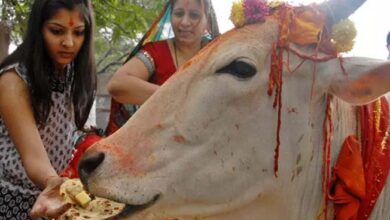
[{"x1": 60, "y1": 179, "x2": 125, "y2": 220}]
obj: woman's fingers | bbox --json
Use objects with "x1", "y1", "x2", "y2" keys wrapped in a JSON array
[
  {"x1": 30, "y1": 177, "x2": 70, "y2": 219},
  {"x1": 31, "y1": 195, "x2": 71, "y2": 219},
  {"x1": 30, "y1": 202, "x2": 46, "y2": 220}
]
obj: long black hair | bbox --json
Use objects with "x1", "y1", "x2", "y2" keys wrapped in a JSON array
[{"x1": 0, "y1": 0, "x2": 96, "y2": 130}]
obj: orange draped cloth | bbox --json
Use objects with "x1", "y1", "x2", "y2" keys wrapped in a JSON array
[
  {"x1": 272, "y1": 4, "x2": 336, "y2": 57},
  {"x1": 329, "y1": 97, "x2": 390, "y2": 220},
  {"x1": 273, "y1": 5, "x2": 325, "y2": 47},
  {"x1": 329, "y1": 135, "x2": 365, "y2": 220}
]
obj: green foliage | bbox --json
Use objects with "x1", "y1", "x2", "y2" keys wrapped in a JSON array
[
  {"x1": 1, "y1": 0, "x2": 32, "y2": 45},
  {"x1": 0, "y1": 0, "x2": 166, "y2": 73},
  {"x1": 93, "y1": 0, "x2": 166, "y2": 73}
]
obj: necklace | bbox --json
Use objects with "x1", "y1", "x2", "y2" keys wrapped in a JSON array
[{"x1": 173, "y1": 40, "x2": 179, "y2": 68}]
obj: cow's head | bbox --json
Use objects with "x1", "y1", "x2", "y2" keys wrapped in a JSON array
[{"x1": 79, "y1": 0, "x2": 389, "y2": 219}]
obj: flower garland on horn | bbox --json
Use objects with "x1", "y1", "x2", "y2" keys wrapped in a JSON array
[
  {"x1": 229, "y1": 0, "x2": 357, "y2": 54},
  {"x1": 230, "y1": 0, "x2": 270, "y2": 27},
  {"x1": 331, "y1": 19, "x2": 357, "y2": 53}
]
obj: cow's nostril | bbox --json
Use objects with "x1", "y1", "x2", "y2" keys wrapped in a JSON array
[{"x1": 78, "y1": 152, "x2": 105, "y2": 184}]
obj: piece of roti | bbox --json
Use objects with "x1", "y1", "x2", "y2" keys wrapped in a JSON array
[{"x1": 60, "y1": 179, "x2": 125, "y2": 220}]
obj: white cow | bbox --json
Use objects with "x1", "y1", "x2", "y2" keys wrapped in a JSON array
[{"x1": 79, "y1": 1, "x2": 390, "y2": 219}]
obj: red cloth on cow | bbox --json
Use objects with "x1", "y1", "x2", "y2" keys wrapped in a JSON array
[
  {"x1": 329, "y1": 135, "x2": 365, "y2": 220},
  {"x1": 105, "y1": 40, "x2": 176, "y2": 135},
  {"x1": 357, "y1": 97, "x2": 390, "y2": 220},
  {"x1": 60, "y1": 133, "x2": 103, "y2": 178},
  {"x1": 329, "y1": 97, "x2": 390, "y2": 220}
]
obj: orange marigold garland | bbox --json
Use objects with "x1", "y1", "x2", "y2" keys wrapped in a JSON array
[
  {"x1": 230, "y1": 0, "x2": 246, "y2": 27},
  {"x1": 331, "y1": 19, "x2": 357, "y2": 53}
]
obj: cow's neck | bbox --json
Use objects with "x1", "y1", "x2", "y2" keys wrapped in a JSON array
[
  {"x1": 224, "y1": 96, "x2": 359, "y2": 220},
  {"x1": 204, "y1": 89, "x2": 360, "y2": 220}
]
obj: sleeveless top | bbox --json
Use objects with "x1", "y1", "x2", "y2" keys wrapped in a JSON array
[{"x1": 0, "y1": 63, "x2": 76, "y2": 197}]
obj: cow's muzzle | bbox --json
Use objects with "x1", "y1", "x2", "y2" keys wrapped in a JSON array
[{"x1": 78, "y1": 151, "x2": 105, "y2": 187}]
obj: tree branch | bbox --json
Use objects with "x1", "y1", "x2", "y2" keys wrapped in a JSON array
[
  {"x1": 96, "y1": 48, "x2": 113, "y2": 66},
  {"x1": 97, "y1": 52, "x2": 129, "y2": 74},
  {"x1": 95, "y1": 10, "x2": 133, "y2": 37}
]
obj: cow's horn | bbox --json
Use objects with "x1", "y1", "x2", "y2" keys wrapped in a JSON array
[{"x1": 320, "y1": 0, "x2": 366, "y2": 26}]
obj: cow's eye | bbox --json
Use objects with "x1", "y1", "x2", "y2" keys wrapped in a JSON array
[{"x1": 216, "y1": 60, "x2": 257, "y2": 79}]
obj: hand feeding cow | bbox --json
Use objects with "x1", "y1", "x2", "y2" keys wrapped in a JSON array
[{"x1": 78, "y1": 0, "x2": 390, "y2": 219}]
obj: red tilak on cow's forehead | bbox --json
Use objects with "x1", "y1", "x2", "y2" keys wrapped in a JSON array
[{"x1": 100, "y1": 143, "x2": 125, "y2": 158}]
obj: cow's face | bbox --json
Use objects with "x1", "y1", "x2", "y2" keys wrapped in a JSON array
[
  {"x1": 79, "y1": 19, "x2": 289, "y2": 217},
  {"x1": 78, "y1": 15, "x2": 389, "y2": 219}
]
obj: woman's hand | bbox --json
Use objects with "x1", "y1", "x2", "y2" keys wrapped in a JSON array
[{"x1": 30, "y1": 177, "x2": 71, "y2": 220}]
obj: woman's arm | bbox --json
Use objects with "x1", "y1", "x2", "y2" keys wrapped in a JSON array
[
  {"x1": 0, "y1": 71, "x2": 58, "y2": 189},
  {"x1": 107, "y1": 56, "x2": 159, "y2": 105},
  {"x1": 1, "y1": 70, "x2": 70, "y2": 219}
]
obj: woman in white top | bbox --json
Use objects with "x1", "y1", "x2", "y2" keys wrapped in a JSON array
[{"x1": 0, "y1": 0, "x2": 96, "y2": 219}]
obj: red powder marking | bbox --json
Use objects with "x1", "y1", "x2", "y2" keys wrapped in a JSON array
[
  {"x1": 184, "y1": 0, "x2": 190, "y2": 8},
  {"x1": 121, "y1": 141, "x2": 153, "y2": 177},
  {"x1": 322, "y1": 95, "x2": 333, "y2": 220},
  {"x1": 182, "y1": 60, "x2": 193, "y2": 69},
  {"x1": 156, "y1": 123, "x2": 164, "y2": 129},
  {"x1": 100, "y1": 143, "x2": 124, "y2": 158},
  {"x1": 121, "y1": 152, "x2": 135, "y2": 170},
  {"x1": 287, "y1": 107, "x2": 298, "y2": 114},
  {"x1": 100, "y1": 143, "x2": 139, "y2": 173},
  {"x1": 69, "y1": 17, "x2": 74, "y2": 27},
  {"x1": 122, "y1": 152, "x2": 146, "y2": 177},
  {"x1": 174, "y1": 135, "x2": 186, "y2": 143}
]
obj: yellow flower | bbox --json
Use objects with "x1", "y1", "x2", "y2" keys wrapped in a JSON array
[
  {"x1": 230, "y1": 0, "x2": 246, "y2": 27},
  {"x1": 268, "y1": 0, "x2": 283, "y2": 9},
  {"x1": 331, "y1": 19, "x2": 357, "y2": 53}
]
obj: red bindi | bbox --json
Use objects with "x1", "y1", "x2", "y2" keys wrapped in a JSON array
[{"x1": 69, "y1": 18, "x2": 74, "y2": 27}]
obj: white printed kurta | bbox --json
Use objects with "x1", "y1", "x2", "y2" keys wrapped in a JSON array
[{"x1": 0, "y1": 63, "x2": 76, "y2": 219}]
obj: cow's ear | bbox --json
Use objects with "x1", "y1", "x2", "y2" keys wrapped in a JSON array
[{"x1": 327, "y1": 58, "x2": 390, "y2": 105}]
